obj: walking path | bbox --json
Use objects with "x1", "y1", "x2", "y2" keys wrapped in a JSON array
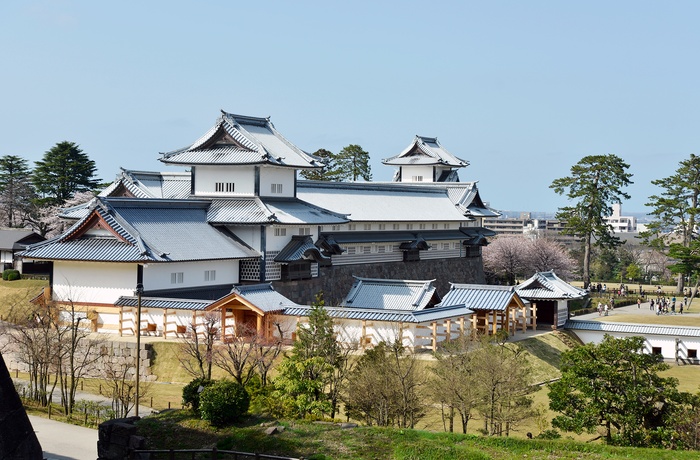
[{"x1": 29, "y1": 414, "x2": 97, "y2": 460}]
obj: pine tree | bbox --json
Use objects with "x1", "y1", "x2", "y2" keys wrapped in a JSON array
[{"x1": 33, "y1": 141, "x2": 100, "y2": 206}]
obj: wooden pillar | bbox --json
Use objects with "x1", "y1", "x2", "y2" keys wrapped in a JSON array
[
  {"x1": 119, "y1": 307, "x2": 123, "y2": 337},
  {"x1": 491, "y1": 311, "x2": 497, "y2": 335},
  {"x1": 163, "y1": 309, "x2": 168, "y2": 339},
  {"x1": 431, "y1": 321, "x2": 437, "y2": 352},
  {"x1": 445, "y1": 319, "x2": 451, "y2": 342},
  {"x1": 459, "y1": 316, "x2": 465, "y2": 335},
  {"x1": 257, "y1": 314, "x2": 263, "y2": 337},
  {"x1": 531, "y1": 303, "x2": 537, "y2": 330},
  {"x1": 398, "y1": 322, "x2": 404, "y2": 347}
]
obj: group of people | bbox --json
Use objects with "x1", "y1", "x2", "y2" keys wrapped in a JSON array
[
  {"x1": 597, "y1": 299, "x2": 615, "y2": 316},
  {"x1": 650, "y1": 295, "x2": 688, "y2": 315}
]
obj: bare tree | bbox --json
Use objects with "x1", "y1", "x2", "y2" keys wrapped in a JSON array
[
  {"x1": 178, "y1": 312, "x2": 218, "y2": 380},
  {"x1": 100, "y1": 358, "x2": 150, "y2": 418},
  {"x1": 213, "y1": 323, "x2": 259, "y2": 386}
]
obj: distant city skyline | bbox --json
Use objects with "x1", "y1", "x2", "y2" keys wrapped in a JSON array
[{"x1": 2, "y1": 2, "x2": 698, "y2": 214}]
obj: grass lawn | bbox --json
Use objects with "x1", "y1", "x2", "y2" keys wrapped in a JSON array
[{"x1": 0, "y1": 278, "x2": 47, "y2": 319}]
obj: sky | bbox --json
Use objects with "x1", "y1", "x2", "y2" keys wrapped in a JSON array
[{"x1": 2, "y1": 1, "x2": 699, "y2": 215}]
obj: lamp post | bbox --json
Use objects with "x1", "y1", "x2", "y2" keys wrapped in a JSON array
[{"x1": 134, "y1": 282, "x2": 144, "y2": 417}]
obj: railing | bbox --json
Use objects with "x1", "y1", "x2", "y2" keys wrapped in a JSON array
[{"x1": 130, "y1": 448, "x2": 302, "y2": 460}]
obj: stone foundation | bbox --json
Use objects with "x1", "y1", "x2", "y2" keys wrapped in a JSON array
[{"x1": 273, "y1": 256, "x2": 485, "y2": 305}]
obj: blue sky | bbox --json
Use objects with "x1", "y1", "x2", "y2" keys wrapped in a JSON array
[{"x1": 2, "y1": 1, "x2": 698, "y2": 214}]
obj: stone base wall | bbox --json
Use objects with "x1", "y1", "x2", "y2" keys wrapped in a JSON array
[
  {"x1": 273, "y1": 256, "x2": 485, "y2": 306},
  {"x1": 4, "y1": 339, "x2": 155, "y2": 382}
]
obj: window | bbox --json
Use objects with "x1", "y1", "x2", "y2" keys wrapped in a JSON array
[
  {"x1": 651, "y1": 347, "x2": 662, "y2": 355},
  {"x1": 204, "y1": 270, "x2": 216, "y2": 282},
  {"x1": 347, "y1": 247, "x2": 356, "y2": 255},
  {"x1": 377, "y1": 245, "x2": 386, "y2": 253},
  {"x1": 392, "y1": 223, "x2": 400, "y2": 230},
  {"x1": 419, "y1": 223, "x2": 426, "y2": 230},
  {"x1": 432, "y1": 223, "x2": 439, "y2": 230},
  {"x1": 688, "y1": 349, "x2": 698, "y2": 359},
  {"x1": 215, "y1": 182, "x2": 235, "y2": 192},
  {"x1": 171, "y1": 272, "x2": 184, "y2": 284},
  {"x1": 378, "y1": 224, "x2": 386, "y2": 230},
  {"x1": 348, "y1": 224, "x2": 356, "y2": 231},
  {"x1": 411, "y1": 176, "x2": 423, "y2": 182},
  {"x1": 364, "y1": 224, "x2": 372, "y2": 231},
  {"x1": 442, "y1": 243, "x2": 450, "y2": 250},
  {"x1": 444, "y1": 223, "x2": 450, "y2": 229},
  {"x1": 298, "y1": 227, "x2": 311, "y2": 235},
  {"x1": 281, "y1": 261, "x2": 311, "y2": 281},
  {"x1": 406, "y1": 224, "x2": 413, "y2": 230},
  {"x1": 362, "y1": 246, "x2": 371, "y2": 254},
  {"x1": 271, "y1": 183, "x2": 283, "y2": 194},
  {"x1": 274, "y1": 228, "x2": 287, "y2": 237},
  {"x1": 331, "y1": 225, "x2": 341, "y2": 231}
]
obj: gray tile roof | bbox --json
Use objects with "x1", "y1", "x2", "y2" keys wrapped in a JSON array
[
  {"x1": 341, "y1": 277, "x2": 437, "y2": 311},
  {"x1": 206, "y1": 197, "x2": 347, "y2": 225},
  {"x1": 0, "y1": 229, "x2": 44, "y2": 251},
  {"x1": 438, "y1": 284, "x2": 520, "y2": 311},
  {"x1": 382, "y1": 136, "x2": 469, "y2": 168},
  {"x1": 160, "y1": 111, "x2": 322, "y2": 169},
  {"x1": 274, "y1": 236, "x2": 331, "y2": 265},
  {"x1": 297, "y1": 181, "x2": 470, "y2": 222},
  {"x1": 283, "y1": 304, "x2": 472, "y2": 324},
  {"x1": 516, "y1": 271, "x2": 587, "y2": 300},
  {"x1": 564, "y1": 320, "x2": 700, "y2": 337},
  {"x1": 115, "y1": 296, "x2": 212, "y2": 311},
  {"x1": 231, "y1": 283, "x2": 301, "y2": 312},
  {"x1": 21, "y1": 197, "x2": 260, "y2": 263}
]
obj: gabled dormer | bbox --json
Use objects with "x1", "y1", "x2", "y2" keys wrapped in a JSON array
[
  {"x1": 160, "y1": 111, "x2": 323, "y2": 198},
  {"x1": 383, "y1": 135, "x2": 468, "y2": 183}
]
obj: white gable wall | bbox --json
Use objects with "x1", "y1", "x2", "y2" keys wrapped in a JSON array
[
  {"x1": 400, "y1": 165, "x2": 434, "y2": 183},
  {"x1": 53, "y1": 261, "x2": 136, "y2": 305},
  {"x1": 194, "y1": 166, "x2": 255, "y2": 196}
]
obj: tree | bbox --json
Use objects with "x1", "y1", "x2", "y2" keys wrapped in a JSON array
[
  {"x1": 345, "y1": 340, "x2": 427, "y2": 428},
  {"x1": 483, "y1": 236, "x2": 577, "y2": 284},
  {"x1": 178, "y1": 312, "x2": 218, "y2": 380},
  {"x1": 550, "y1": 154, "x2": 633, "y2": 289},
  {"x1": 25, "y1": 190, "x2": 95, "y2": 238},
  {"x1": 335, "y1": 144, "x2": 372, "y2": 181},
  {"x1": 482, "y1": 236, "x2": 527, "y2": 284},
  {"x1": 273, "y1": 293, "x2": 347, "y2": 419},
  {"x1": 33, "y1": 141, "x2": 100, "y2": 206},
  {"x1": 431, "y1": 336, "x2": 479, "y2": 433},
  {"x1": 299, "y1": 149, "x2": 343, "y2": 181},
  {"x1": 0, "y1": 155, "x2": 36, "y2": 227},
  {"x1": 643, "y1": 153, "x2": 700, "y2": 293},
  {"x1": 548, "y1": 335, "x2": 682, "y2": 446}
]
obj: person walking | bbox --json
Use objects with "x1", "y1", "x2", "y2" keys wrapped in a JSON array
[
  {"x1": 637, "y1": 297, "x2": 641, "y2": 309},
  {"x1": 604, "y1": 303, "x2": 609, "y2": 316}
]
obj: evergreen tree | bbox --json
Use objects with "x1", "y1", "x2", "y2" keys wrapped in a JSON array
[
  {"x1": 33, "y1": 141, "x2": 100, "y2": 206},
  {"x1": 299, "y1": 149, "x2": 343, "y2": 181},
  {"x1": 273, "y1": 293, "x2": 345, "y2": 419},
  {"x1": 0, "y1": 155, "x2": 35, "y2": 227},
  {"x1": 642, "y1": 153, "x2": 700, "y2": 294},
  {"x1": 550, "y1": 154, "x2": 633, "y2": 288},
  {"x1": 335, "y1": 144, "x2": 372, "y2": 181},
  {"x1": 549, "y1": 335, "x2": 682, "y2": 446}
]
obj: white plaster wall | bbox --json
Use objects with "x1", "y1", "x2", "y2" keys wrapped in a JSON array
[
  {"x1": 53, "y1": 261, "x2": 136, "y2": 304},
  {"x1": 1, "y1": 250, "x2": 13, "y2": 264},
  {"x1": 557, "y1": 301, "x2": 569, "y2": 328},
  {"x1": 144, "y1": 260, "x2": 239, "y2": 291},
  {"x1": 227, "y1": 226, "x2": 261, "y2": 251},
  {"x1": 194, "y1": 166, "x2": 255, "y2": 196},
  {"x1": 400, "y1": 165, "x2": 433, "y2": 182},
  {"x1": 259, "y1": 167, "x2": 295, "y2": 198},
  {"x1": 571, "y1": 330, "x2": 699, "y2": 361}
]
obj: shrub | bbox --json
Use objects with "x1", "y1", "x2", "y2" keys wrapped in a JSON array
[
  {"x1": 2, "y1": 269, "x2": 20, "y2": 281},
  {"x1": 199, "y1": 379, "x2": 250, "y2": 426},
  {"x1": 182, "y1": 377, "x2": 214, "y2": 413}
]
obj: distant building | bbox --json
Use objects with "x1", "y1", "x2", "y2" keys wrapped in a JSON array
[
  {"x1": 605, "y1": 203, "x2": 637, "y2": 233},
  {"x1": 483, "y1": 212, "x2": 546, "y2": 237}
]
